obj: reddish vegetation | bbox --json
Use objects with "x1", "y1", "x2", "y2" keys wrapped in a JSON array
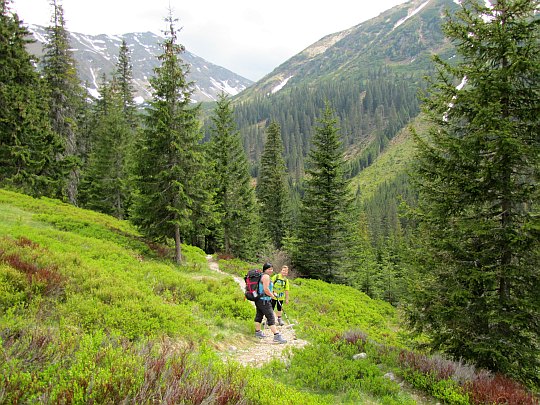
[
  {"x1": 217, "y1": 253, "x2": 235, "y2": 260},
  {"x1": 398, "y1": 350, "x2": 538, "y2": 405},
  {"x1": 465, "y1": 374, "x2": 539, "y2": 405},
  {"x1": 15, "y1": 236, "x2": 40, "y2": 249},
  {"x1": 0, "y1": 237, "x2": 66, "y2": 295},
  {"x1": 399, "y1": 350, "x2": 456, "y2": 380}
]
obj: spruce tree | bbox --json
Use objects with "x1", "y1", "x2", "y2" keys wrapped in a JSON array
[
  {"x1": 79, "y1": 77, "x2": 130, "y2": 219},
  {"x1": 408, "y1": 0, "x2": 540, "y2": 385},
  {"x1": 346, "y1": 210, "x2": 379, "y2": 298},
  {"x1": 42, "y1": 0, "x2": 85, "y2": 205},
  {"x1": 207, "y1": 93, "x2": 259, "y2": 259},
  {"x1": 114, "y1": 39, "x2": 138, "y2": 128},
  {"x1": 256, "y1": 121, "x2": 289, "y2": 249},
  {"x1": 113, "y1": 39, "x2": 138, "y2": 214},
  {"x1": 294, "y1": 104, "x2": 354, "y2": 282},
  {"x1": 0, "y1": 0, "x2": 62, "y2": 196},
  {"x1": 131, "y1": 12, "x2": 210, "y2": 264}
]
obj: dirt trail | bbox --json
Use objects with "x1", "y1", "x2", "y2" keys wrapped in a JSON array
[{"x1": 206, "y1": 255, "x2": 308, "y2": 367}]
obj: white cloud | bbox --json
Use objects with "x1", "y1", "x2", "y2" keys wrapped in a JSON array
[{"x1": 12, "y1": 0, "x2": 409, "y2": 81}]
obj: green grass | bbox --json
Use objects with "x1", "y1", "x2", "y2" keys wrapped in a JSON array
[
  {"x1": 349, "y1": 122, "x2": 416, "y2": 202},
  {"x1": 0, "y1": 189, "x2": 413, "y2": 403},
  {"x1": 0, "y1": 190, "x2": 259, "y2": 402},
  {"x1": 3, "y1": 189, "x2": 534, "y2": 404}
]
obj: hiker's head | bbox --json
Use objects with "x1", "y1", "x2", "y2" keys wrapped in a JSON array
[
  {"x1": 262, "y1": 262, "x2": 273, "y2": 273},
  {"x1": 281, "y1": 265, "x2": 289, "y2": 276}
]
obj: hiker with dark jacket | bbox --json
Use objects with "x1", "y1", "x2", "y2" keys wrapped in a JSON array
[{"x1": 254, "y1": 263, "x2": 287, "y2": 344}]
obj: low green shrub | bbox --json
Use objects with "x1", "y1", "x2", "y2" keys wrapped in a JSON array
[
  {"x1": 431, "y1": 379, "x2": 470, "y2": 405},
  {"x1": 2, "y1": 190, "x2": 536, "y2": 404},
  {"x1": 218, "y1": 257, "x2": 252, "y2": 277},
  {"x1": 0, "y1": 265, "x2": 27, "y2": 308},
  {"x1": 288, "y1": 278, "x2": 402, "y2": 346},
  {"x1": 262, "y1": 342, "x2": 414, "y2": 403},
  {"x1": 243, "y1": 368, "x2": 332, "y2": 404},
  {"x1": 0, "y1": 328, "x2": 255, "y2": 404}
]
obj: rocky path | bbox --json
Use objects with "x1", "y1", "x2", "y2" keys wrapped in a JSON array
[{"x1": 206, "y1": 255, "x2": 308, "y2": 367}]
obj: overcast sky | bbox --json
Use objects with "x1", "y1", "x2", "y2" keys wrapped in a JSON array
[{"x1": 12, "y1": 0, "x2": 409, "y2": 81}]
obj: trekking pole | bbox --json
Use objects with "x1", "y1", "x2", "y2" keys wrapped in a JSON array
[
  {"x1": 281, "y1": 308, "x2": 297, "y2": 338},
  {"x1": 281, "y1": 309, "x2": 293, "y2": 325}
]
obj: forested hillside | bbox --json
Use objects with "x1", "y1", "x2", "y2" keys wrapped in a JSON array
[
  {"x1": 232, "y1": 69, "x2": 421, "y2": 181},
  {"x1": 210, "y1": 0, "x2": 458, "y2": 264},
  {"x1": 224, "y1": 0, "x2": 458, "y2": 180}
]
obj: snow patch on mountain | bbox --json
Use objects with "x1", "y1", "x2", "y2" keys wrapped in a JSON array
[
  {"x1": 87, "y1": 87, "x2": 100, "y2": 99},
  {"x1": 210, "y1": 77, "x2": 245, "y2": 96},
  {"x1": 88, "y1": 67, "x2": 99, "y2": 90},
  {"x1": 71, "y1": 33, "x2": 111, "y2": 58},
  {"x1": 27, "y1": 25, "x2": 47, "y2": 43},
  {"x1": 393, "y1": 0, "x2": 430, "y2": 30},
  {"x1": 272, "y1": 75, "x2": 293, "y2": 94}
]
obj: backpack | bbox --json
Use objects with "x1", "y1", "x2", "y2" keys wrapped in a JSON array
[{"x1": 244, "y1": 269, "x2": 262, "y2": 301}]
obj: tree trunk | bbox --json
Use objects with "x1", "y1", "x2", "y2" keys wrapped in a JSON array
[{"x1": 174, "y1": 223, "x2": 182, "y2": 265}]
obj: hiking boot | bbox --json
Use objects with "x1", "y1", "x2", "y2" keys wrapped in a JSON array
[
  {"x1": 255, "y1": 330, "x2": 266, "y2": 339},
  {"x1": 277, "y1": 317, "x2": 285, "y2": 326},
  {"x1": 273, "y1": 333, "x2": 287, "y2": 344}
]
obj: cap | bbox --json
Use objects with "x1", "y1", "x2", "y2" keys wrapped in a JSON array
[{"x1": 262, "y1": 262, "x2": 273, "y2": 271}]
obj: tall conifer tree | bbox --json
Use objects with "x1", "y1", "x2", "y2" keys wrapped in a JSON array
[
  {"x1": 131, "y1": 11, "x2": 209, "y2": 264},
  {"x1": 346, "y1": 210, "x2": 379, "y2": 298},
  {"x1": 42, "y1": 0, "x2": 85, "y2": 205},
  {"x1": 408, "y1": 0, "x2": 540, "y2": 384},
  {"x1": 294, "y1": 104, "x2": 353, "y2": 282},
  {"x1": 0, "y1": 0, "x2": 62, "y2": 196},
  {"x1": 79, "y1": 77, "x2": 130, "y2": 219},
  {"x1": 207, "y1": 94, "x2": 259, "y2": 259},
  {"x1": 114, "y1": 39, "x2": 138, "y2": 128},
  {"x1": 113, "y1": 40, "x2": 138, "y2": 214},
  {"x1": 256, "y1": 121, "x2": 289, "y2": 249}
]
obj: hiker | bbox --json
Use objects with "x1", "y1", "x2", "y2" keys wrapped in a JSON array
[
  {"x1": 271, "y1": 265, "x2": 290, "y2": 326},
  {"x1": 254, "y1": 262, "x2": 287, "y2": 344}
]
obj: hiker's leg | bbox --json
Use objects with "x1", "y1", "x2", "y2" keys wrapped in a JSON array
[
  {"x1": 275, "y1": 300, "x2": 285, "y2": 325},
  {"x1": 254, "y1": 301, "x2": 264, "y2": 331},
  {"x1": 267, "y1": 302, "x2": 279, "y2": 334},
  {"x1": 276, "y1": 300, "x2": 283, "y2": 317},
  {"x1": 271, "y1": 299, "x2": 281, "y2": 325},
  {"x1": 261, "y1": 300, "x2": 276, "y2": 327},
  {"x1": 263, "y1": 302, "x2": 286, "y2": 340}
]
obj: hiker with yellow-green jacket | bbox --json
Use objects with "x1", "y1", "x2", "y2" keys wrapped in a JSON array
[{"x1": 271, "y1": 265, "x2": 290, "y2": 326}]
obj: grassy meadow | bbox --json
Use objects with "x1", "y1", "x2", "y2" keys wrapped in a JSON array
[{"x1": 1, "y1": 189, "x2": 537, "y2": 404}]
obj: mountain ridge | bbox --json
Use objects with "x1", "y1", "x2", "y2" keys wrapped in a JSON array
[
  {"x1": 25, "y1": 24, "x2": 253, "y2": 103},
  {"x1": 237, "y1": 0, "x2": 456, "y2": 101}
]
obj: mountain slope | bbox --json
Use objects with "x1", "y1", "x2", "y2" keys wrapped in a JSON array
[
  {"x1": 227, "y1": 0, "x2": 458, "y2": 179},
  {"x1": 0, "y1": 189, "x2": 429, "y2": 404},
  {"x1": 349, "y1": 111, "x2": 436, "y2": 198},
  {"x1": 237, "y1": 0, "x2": 457, "y2": 101},
  {"x1": 26, "y1": 25, "x2": 253, "y2": 103}
]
